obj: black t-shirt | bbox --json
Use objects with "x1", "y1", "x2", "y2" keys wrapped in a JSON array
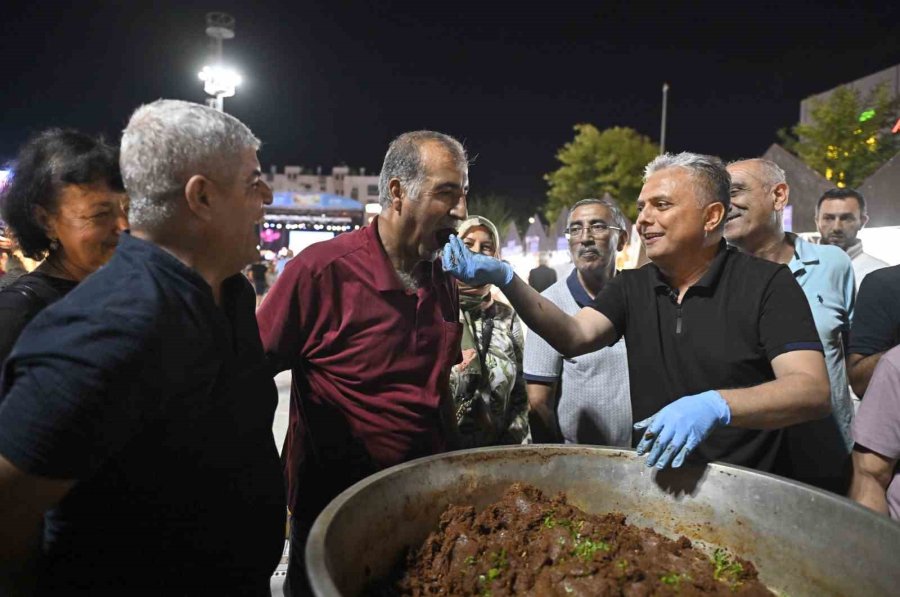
[
  {"x1": 592, "y1": 242, "x2": 822, "y2": 471},
  {"x1": 849, "y1": 264, "x2": 900, "y2": 357},
  {"x1": 0, "y1": 271, "x2": 77, "y2": 365},
  {"x1": 0, "y1": 234, "x2": 285, "y2": 596}
]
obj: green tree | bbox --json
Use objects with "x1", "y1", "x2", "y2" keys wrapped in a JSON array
[
  {"x1": 544, "y1": 125, "x2": 659, "y2": 222},
  {"x1": 466, "y1": 193, "x2": 515, "y2": 236},
  {"x1": 785, "y1": 83, "x2": 900, "y2": 188}
]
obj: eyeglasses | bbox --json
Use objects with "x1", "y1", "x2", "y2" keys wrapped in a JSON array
[{"x1": 564, "y1": 222, "x2": 623, "y2": 239}]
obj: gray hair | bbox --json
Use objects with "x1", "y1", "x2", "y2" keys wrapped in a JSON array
[
  {"x1": 568, "y1": 197, "x2": 629, "y2": 235},
  {"x1": 728, "y1": 158, "x2": 786, "y2": 188},
  {"x1": 120, "y1": 99, "x2": 260, "y2": 231},
  {"x1": 377, "y1": 130, "x2": 467, "y2": 209},
  {"x1": 644, "y1": 152, "x2": 731, "y2": 212}
]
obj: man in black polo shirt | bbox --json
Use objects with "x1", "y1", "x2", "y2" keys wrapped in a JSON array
[
  {"x1": 443, "y1": 152, "x2": 830, "y2": 472},
  {"x1": 848, "y1": 264, "x2": 900, "y2": 397},
  {"x1": 0, "y1": 100, "x2": 285, "y2": 595}
]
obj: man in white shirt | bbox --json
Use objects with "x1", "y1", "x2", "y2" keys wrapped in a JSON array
[{"x1": 815, "y1": 188, "x2": 888, "y2": 289}]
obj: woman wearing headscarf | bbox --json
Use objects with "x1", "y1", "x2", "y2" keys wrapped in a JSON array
[
  {"x1": 0, "y1": 129, "x2": 127, "y2": 364},
  {"x1": 450, "y1": 215, "x2": 530, "y2": 448}
]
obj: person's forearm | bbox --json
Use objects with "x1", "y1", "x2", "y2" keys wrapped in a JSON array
[
  {"x1": 527, "y1": 383, "x2": 561, "y2": 443},
  {"x1": 848, "y1": 352, "x2": 884, "y2": 397},
  {"x1": 719, "y1": 371, "x2": 830, "y2": 429},
  {"x1": 849, "y1": 471, "x2": 890, "y2": 515},
  {"x1": 501, "y1": 276, "x2": 604, "y2": 357}
]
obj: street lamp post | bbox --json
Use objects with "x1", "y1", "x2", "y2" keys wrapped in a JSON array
[
  {"x1": 199, "y1": 12, "x2": 240, "y2": 111},
  {"x1": 660, "y1": 82, "x2": 669, "y2": 155}
]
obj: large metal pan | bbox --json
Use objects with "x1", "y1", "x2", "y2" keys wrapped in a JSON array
[{"x1": 306, "y1": 446, "x2": 900, "y2": 596}]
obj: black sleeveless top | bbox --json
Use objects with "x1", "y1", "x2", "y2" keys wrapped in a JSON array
[{"x1": 0, "y1": 271, "x2": 78, "y2": 365}]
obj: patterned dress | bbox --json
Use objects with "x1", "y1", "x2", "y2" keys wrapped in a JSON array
[{"x1": 449, "y1": 300, "x2": 531, "y2": 448}]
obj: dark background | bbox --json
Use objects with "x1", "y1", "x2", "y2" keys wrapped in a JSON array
[{"x1": 1, "y1": 0, "x2": 898, "y2": 218}]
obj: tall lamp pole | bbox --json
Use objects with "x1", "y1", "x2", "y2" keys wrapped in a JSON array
[
  {"x1": 660, "y1": 82, "x2": 669, "y2": 155},
  {"x1": 199, "y1": 13, "x2": 240, "y2": 112}
]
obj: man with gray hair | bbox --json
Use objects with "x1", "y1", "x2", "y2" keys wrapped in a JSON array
[
  {"x1": 444, "y1": 152, "x2": 830, "y2": 472},
  {"x1": 257, "y1": 130, "x2": 468, "y2": 595},
  {"x1": 524, "y1": 197, "x2": 632, "y2": 445},
  {"x1": 0, "y1": 100, "x2": 284, "y2": 595},
  {"x1": 725, "y1": 158, "x2": 855, "y2": 492}
]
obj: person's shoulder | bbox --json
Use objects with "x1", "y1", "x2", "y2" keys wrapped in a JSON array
[
  {"x1": 806, "y1": 240, "x2": 852, "y2": 267},
  {"x1": 615, "y1": 263, "x2": 656, "y2": 286},
  {"x1": 861, "y1": 262, "x2": 900, "y2": 286},
  {"x1": 52, "y1": 261, "x2": 168, "y2": 333},
  {"x1": 541, "y1": 278, "x2": 570, "y2": 301},
  {"x1": 494, "y1": 300, "x2": 516, "y2": 320},
  {"x1": 723, "y1": 247, "x2": 789, "y2": 284}
]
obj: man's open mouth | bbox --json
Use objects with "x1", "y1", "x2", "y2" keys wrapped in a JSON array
[{"x1": 435, "y1": 228, "x2": 455, "y2": 246}]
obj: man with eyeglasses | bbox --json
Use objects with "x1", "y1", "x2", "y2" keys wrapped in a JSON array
[
  {"x1": 444, "y1": 152, "x2": 830, "y2": 473},
  {"x1": 524, "y1": 197, "x2": 631, "y2": 446}
]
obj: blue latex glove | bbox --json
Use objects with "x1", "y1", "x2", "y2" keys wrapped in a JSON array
[
  {"x1": 441, "y1": 234, "x2": 514, "y2": 288},
  {"x1": 633, "y1": 390, "x2": 731, "y2": 469}
]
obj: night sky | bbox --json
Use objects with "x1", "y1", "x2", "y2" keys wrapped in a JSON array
[{"x1": 2, "y1": 0, "x2": 899, "y2": 219}]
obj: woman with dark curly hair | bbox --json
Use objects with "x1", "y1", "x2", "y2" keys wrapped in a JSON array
[{"x1": 0, "y1": 129, "x2": 127, "y2": 363}]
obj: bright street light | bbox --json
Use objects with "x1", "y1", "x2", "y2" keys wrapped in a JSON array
[
  {"x1": 199, "y1": 65, "x2": 241, "y2": 99},
  {"x1": 200, "y1": 12, "x2": 237, "y2": 112}
]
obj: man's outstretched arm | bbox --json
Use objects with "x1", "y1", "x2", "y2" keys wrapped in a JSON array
[{"x1": 443, "y1": 235, "x2": 615, "y2": 357}]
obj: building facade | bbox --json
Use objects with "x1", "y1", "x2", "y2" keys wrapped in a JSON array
[{"x1": 266, "y1": 165, "x2": 380, "y2": 206}]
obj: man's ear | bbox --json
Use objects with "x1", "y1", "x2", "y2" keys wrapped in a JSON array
[
  {"x1": 705, "y1": 201, "x2": 726, "y2": 232},
  {"x1": 860, "y1": 212, "x2": 870, "y2": 228},
  {"x1": 184, "y1": 175, "x2": 214, "y2": 222},
  {"x1": 772, "y1": 182, "x2": 790, "y2": 213},
  {"x1": 388, "y1": 178, "x2": 404, "y2": 214}
]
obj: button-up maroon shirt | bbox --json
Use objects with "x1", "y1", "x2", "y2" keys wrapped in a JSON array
[{"x1": 257, "y1": 218, "x2": 461, "y2": 515}]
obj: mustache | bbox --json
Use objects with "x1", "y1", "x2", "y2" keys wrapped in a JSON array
[{"x1": 577, "y1": 246, "x2": 602, "y2": 258}]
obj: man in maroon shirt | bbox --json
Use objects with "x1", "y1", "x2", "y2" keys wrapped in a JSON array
[{"x1": 257, "y1": 130, "x2": 468, "y2": 595}]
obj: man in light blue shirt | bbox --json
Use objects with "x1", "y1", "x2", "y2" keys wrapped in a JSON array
[{"x1": 725, "y1": 158, "x2": 854, "y2": 493}]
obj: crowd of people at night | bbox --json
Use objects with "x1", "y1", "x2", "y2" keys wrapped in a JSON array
[{"x1": 0, "y1": 99, "x2": 897, "y2": 596}]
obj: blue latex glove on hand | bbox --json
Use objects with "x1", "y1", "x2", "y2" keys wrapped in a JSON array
[
  {"x1": 633, "y1": 390, "x2": 731, "y2": 469},
  {"x1": 442, "y1": 234, "x2": 514, "y2": 288}
]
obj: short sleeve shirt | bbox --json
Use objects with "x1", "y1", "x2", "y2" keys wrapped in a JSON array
[
  {"x1": 852, "y1": 345, "x2": 900, "y2": 521},
  {"x1": 523, "y1": 270, "x2": 632, "y2": 446},
  {"x1": 256, "y1": 217, "x2": 462, "y2": 516},
  {"x1": 849, "y1": 264, "x2": 900, "y2": 357},
  {"x1": 787, "y1": 235, "x2": 855, "y2": 447},
  {"x1": 592, "y1": 241, "x2": 822, "y2": 471},
  {"x1": 0, "y1": 233, "x2": 285, "y2": 595}
]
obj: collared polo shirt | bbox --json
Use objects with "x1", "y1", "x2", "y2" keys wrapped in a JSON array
[
  {"x1": 257, "y1": 217, "x2": 461, "y2": 516},
  {"x1": 593, "y1": 241, "x2": 822, "y2": 471},
  {"x1": 523, "y1": 269, "x2": 631, "y2": 446},
  {"x1": 787, "y1": 234, "x2": 855, "y2": 443},
  {"x1": 0, "y1": 233, "x2": 285, "y2": 595},
  {"x1": 772, "y1": 234, "x2": 856, "y2": 489}
]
